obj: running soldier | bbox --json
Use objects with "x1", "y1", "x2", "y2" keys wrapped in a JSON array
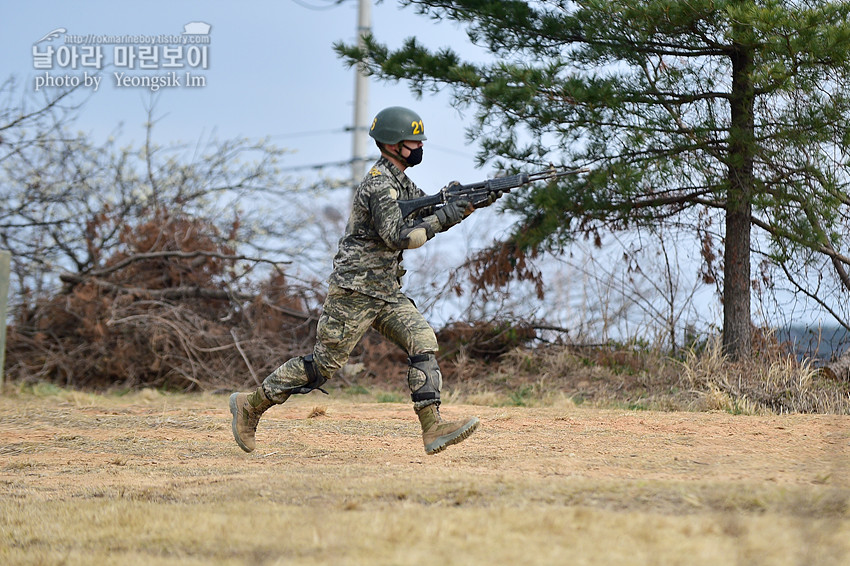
[{"x1": 230, "y1": 106, "x2": 497, "y2": 455}]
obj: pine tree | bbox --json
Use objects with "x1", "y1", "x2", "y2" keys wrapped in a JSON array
[{"x1": 337, "y1": 0, "x2": 850, "y2": 359}]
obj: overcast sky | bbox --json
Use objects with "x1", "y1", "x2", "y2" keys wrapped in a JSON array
[{"x1": 1, "y1": 0, "x2": 486, "y2": 192}]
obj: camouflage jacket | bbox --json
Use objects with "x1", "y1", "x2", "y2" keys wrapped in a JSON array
[{"x1": 328, "y1": 157, "x2": 437, "y2": 302}]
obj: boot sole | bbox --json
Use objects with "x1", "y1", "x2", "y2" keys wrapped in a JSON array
[
  {"x1": 229, "y1": 393, "x2": 253, "y2": 453},
  {"x1": 425, "y1": 417, "x2": 480, "y2": 455}
]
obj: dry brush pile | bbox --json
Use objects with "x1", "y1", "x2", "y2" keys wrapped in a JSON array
[{"x1": 6, "y1": 212, "x2": 322, "y2": 391}]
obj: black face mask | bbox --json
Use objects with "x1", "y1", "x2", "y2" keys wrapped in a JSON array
[{"x1": 404, "y1": 146, "x2": 423, "y2": 167}]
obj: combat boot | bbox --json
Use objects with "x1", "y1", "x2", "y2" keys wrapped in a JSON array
[
  {"x1": 416, "y1": 404, "x2": 479, "y2": 455},
  {"x1": 229, "y1": 387, "x2": 276, "y2": 453}
]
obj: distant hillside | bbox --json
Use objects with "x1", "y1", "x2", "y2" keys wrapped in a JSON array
[{"x1": 778, "y1": 325, "x2": 850, "y2": 362}]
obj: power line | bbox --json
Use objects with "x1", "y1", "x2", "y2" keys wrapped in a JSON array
[
  {"x1": 290, "y1": 0, "x2": 348, "y2": 11},
  {"x1": 277, "y1": 143, "x2": 476, "y2": 173},
  {"x1": 269, "y1": 128, "x2": 348, "y2": 140},
  {"x1": 279, "y1": 156, "x2": 377, "y2": 172}
]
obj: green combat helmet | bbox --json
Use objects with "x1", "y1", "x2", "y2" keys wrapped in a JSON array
[{"x1": 369, "y1": 106, "x2": 427, "y2": 144}]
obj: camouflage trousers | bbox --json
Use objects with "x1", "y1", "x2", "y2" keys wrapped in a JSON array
[{"x1": 262, "y1": 284, "x2": 439, "y2": 403}]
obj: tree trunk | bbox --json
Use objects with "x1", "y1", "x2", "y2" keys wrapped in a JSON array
[
  {"x1": 723, "y1": 33, "x2": 755, "y2": 361},
  {"x1": 724, "y1": 200, "x2": 751, "y2": 360}
]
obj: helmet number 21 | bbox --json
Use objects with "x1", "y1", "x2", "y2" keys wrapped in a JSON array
[{"x1": 411, "y1": 120, "x2": 424, "y2": 135}]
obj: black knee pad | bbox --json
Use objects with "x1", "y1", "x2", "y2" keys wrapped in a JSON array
[
  {"x1": 288, "y1": 354, "x2": 329, "y2": 395},
  {"x1": 408, "y1": 353, "x2": 442, "y2": 405}
]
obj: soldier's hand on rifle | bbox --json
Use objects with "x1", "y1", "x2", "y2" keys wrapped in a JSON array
[
  {"x1": 435, "y1": 198, "x2": 470, "y2": 230},
  {"x1": 475, "y1": 189, "x2": 507, "y2": 209}
]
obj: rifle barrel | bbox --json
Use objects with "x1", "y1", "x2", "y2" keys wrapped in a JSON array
[{"x1": 526, "y1": 167, "x2": 589, "y2": 183}]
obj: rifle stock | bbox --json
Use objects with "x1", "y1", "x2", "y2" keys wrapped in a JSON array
[{"x1": 397, "y1": 192, "x2": 446, "y2": 219}]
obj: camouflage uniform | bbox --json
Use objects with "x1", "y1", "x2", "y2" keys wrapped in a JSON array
[
  {"x1": 231, "y1": 106, "x2": 480, "y2": 456},
  {"x1": 262, "y1": 156, "x2": 443, "y2": 406}
]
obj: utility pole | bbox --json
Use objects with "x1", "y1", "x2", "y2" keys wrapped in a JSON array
[{"x1": 350, "y1": 0, "x2": 371, "y2": 191}]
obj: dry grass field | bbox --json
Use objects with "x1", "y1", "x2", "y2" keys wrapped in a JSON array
[{"x1": 1, "y1": 387, "x2": 849, "y2": 565}]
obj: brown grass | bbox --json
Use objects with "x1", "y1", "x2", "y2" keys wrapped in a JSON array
[
  {"x1": 433, "y1": 337, "x2": 850, "y2": 417},
  {"x1": 1, "y1": 387, "x2": 848, "y2": 565}
]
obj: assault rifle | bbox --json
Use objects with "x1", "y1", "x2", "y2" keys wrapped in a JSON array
[{"x1": 397, "y1": 166, "x2": 589, "y2": 219}]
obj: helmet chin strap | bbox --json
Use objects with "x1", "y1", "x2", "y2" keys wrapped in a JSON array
[
  {"x1": 381, "y1": 143, "x2": 409, "y2": 168},
  {"x1": 383, "y1": 142, "x2": 423, "y2": 168},
  {"x1": 380, "y1": 144, "x2": 400, "y2": 160}
]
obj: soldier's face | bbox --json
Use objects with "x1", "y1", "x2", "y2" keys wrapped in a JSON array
[{"x1": 397, "y1": 140, "x2": 424, "y2": 167}]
